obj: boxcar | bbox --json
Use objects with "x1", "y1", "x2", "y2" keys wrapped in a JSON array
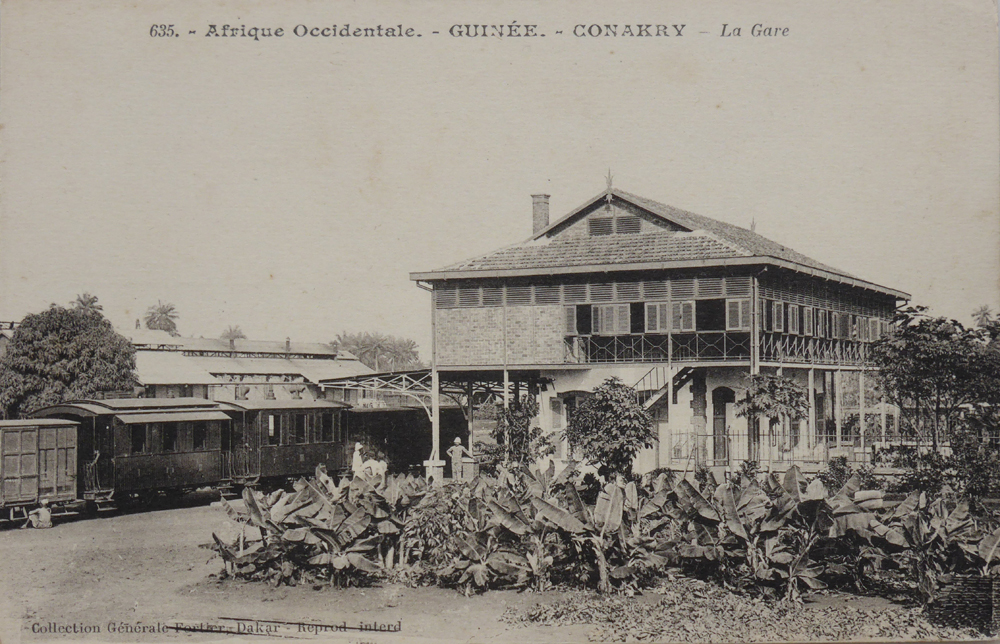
[
  {"x1": 219, "y1": 399, "x2": 351, "y2": 485},
  {"x1": 33, "y1": 398, "x2": 229, "y2": 500},
  {"x1": 0, "y1": 419, "x2": 78, "y2": 519}
]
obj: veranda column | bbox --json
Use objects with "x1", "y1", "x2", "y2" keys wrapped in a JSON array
[
  {"x1": 424, "y1": 367, "x2": 446, "y2": 481},
  {"x1": 807, "y1": 368, "x2": 815, "y2": 451},
  {"x1": 834, "y1": 369, "x2": 843, "y2": 453},
  {"x1": 859, "y1": 370, "x2": 866, "y2": 466}
]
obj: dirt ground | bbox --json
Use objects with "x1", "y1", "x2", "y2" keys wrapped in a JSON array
[
  {"x1": 0, "y1": 495, "x2": 916, "y2": 644},
  {"x1": 0, "y1": 495, "x2": 592, "y2": 644}
]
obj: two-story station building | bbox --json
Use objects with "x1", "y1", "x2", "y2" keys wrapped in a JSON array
[{"x1": 410, "y1": 187, "x2": 909, "y2": 478}]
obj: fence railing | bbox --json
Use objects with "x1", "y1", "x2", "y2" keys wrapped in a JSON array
[{"x1": 565, "y1": 332, "x2": 751, "y2": 364}]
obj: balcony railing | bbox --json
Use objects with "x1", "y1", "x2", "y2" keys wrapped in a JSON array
[
  {"x1": 564, "y1": 332, "x2": 751, "y2": 364},
  {"x1": 563, "y1": 332, "x2": 870, "y2": 365}
]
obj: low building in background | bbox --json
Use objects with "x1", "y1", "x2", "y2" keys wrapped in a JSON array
[{"x1": 121, "y1": 328, "x2": 373, "y2": 403}]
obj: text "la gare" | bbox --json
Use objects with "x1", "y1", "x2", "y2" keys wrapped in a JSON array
[{"x1": 721, "y1": 24, "x2": 790, "y2": 37}]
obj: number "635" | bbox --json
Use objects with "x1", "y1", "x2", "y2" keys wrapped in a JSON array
[{"x1": 150, "y1": 24, "x2": 176, "y2": 37}]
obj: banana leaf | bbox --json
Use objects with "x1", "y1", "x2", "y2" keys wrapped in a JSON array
[
  {"x1": 346, "y1": 552, "x2": 381, "y2": 572},
  {"x1": 530, "y1": 496, "x2": 589, "y2": 534},
  {"x1": 594, "y1": 483, "x2": 624, "y2": 535}
]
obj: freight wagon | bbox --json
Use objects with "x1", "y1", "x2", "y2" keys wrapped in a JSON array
[{"x1": 0, "y1": 419, "x2": 79, "y2": 521}]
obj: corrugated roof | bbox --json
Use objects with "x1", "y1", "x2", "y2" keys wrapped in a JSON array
[
  {"x1": 187, "y1": 356, "x2": 373, "y2": 382},
  {"x1": 119, "y1": 328, "x2": 344, "y2": 357},
  {"x1": 220, "y1": 400, "x2": 349, "y2": 411},
  {"x1": 135, "y1": 351, "x2": 219, "y2": 385},
  {"x1": 114, "y1": 410, "x2": 232, "y2": 424},
  {"x1": 419, "y1": 188, "x2": 862, "y2": 282}
]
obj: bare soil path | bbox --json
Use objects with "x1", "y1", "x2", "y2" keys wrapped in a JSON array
[
  {"x1": 0, "y1": 495, "x2": 981, "y2": 644},
  {"x1": 0, "y1": 497, "x2": 587, "y2": 643}
]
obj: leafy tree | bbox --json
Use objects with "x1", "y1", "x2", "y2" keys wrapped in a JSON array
[
  {"x1": 0, "y1": 305, "x2": 136, "y2": 418},
  {"x1": 736, "y1": 373, "x2": 809, "y2": 460},
  {"x1": 565, "y1": 377, "x2": 654, "y2": 479},
  {"x1": 145, "y1": 300, "x2": 179, "y2": 336},
  {"x1": 870, "y1": 306, "x2": 1000, "y2": 451},
  {"x1": 72, "y1": 293, "x2": 103, "y2": 315},
  {"x1": 484, "y1": 395, "x2": 553, "y2": 470}
]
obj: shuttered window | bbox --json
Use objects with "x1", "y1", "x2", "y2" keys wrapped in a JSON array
[
  {"x1": 615, "y1": 282, "x2": 641, "y2": 301},
  {"x1": 563, "y1": 283, "x2": 587, "y2": 302},
  {"x1": 564, "y1": 306, "x2": 577, "y2": 335},
  {"x1": 615, "y1": 216, "x2": 642, "y2": 234},
  {"x1": 646, "y1": 302, "x2": 670, "y2": 333},
  {"x1": 672, "y1": 301, "x2": 695, "y2": 332},
  {"x1": 482, "y1": 286, "x2": 503, "y2": 306},
  {"x1": 589, "y1": 283, "x2": 613, "y2": 302},
  {"x1": 788, "y1": 305, "x2": 800, "y2": 335},
  {"x1": 506, "y1": 286, "x2": 532, "y2": 305},
  {"x1": 458, "y1": 287, "x2": 481, "y2": 307},
  {"x1": 772, "y1": 301, "x2": 784, "y2": 333},
  {"x1": 589, "y1": 217, "x2": 614, "y2": 236},
  {"x1": 435, "y1": 287, "x2": 457, "y2": 309},
  {"x1": 802, "y1": 306, "x2": 814, "y2": 337},
  {"x1": 535, "y1": 284, "x2": 561, "y2": 304},
  {"x1": 592, "y1": 304, "x2": 629, "y2": 336},
  {"x1": 725, "y1": 299, "x2": 751, "y2": 331}
]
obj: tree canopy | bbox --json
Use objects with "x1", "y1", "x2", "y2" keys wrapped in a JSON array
[
  {"x1": 72, "y1": 293, "x2": 103, "y2": 315},
  {"x1": 735, "y1": 373, "x2": 809, "y2": 424},
  {"x1": 565, "y1": 377, "x2": 654, "y2": 479},
  {"x1": 145, "y1": 300, "x2": 179, "y2": 336},
  {"x1": 0, "y1": 305, "x2": 136, "y2": 418},
  {"x1": 220, "y1": 325, "x2": 247, "y2": 342},
  {"x1": 333, "y1": 331, "x2": 423, "y2": 371},
  {"x1": 870, "y1": 306, "x2": 1000, "y2": 450}
]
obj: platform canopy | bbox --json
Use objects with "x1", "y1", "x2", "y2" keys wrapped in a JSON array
[{"x1": 318, "y1": 368, "x2": 550, "y2": 463}]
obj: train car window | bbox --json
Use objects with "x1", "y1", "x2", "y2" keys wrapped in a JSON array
[
  {"x1": 294, "y1": 415, "x2": 307, "y2": 444},
  {"x1": 321, "y1": 414, "x2": 333, "y2": 442},
  {"x1": 267, "y1": 414, "x2": 280, "y2": 446},
  {"x1": 163, "y1": 423, "x2": 178, "y2": 452},
  {"x1": 193, "y1": 424, "x2": 207, "y2": 451},
  {"x1": 131, "y1": 424, "x2": 147, "y2": 454}
]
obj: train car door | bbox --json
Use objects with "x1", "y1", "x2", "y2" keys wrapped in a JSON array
[
  {"x1": 1, "y1": 426, "x2": 39, "y2": 506},
  {"x1": 37, "y1": 424, "x2": 77, "y2": 502}
]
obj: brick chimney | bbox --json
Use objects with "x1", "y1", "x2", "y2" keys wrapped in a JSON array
[{"x1": 532, "y1": 194, "x2": 550, "y2": 235}]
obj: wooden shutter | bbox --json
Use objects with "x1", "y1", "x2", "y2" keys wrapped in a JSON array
[
  {"x1": 726, "y1": 300, "x2": 741, "y2": 330},
  {"x1": 674, "y1": 302, "x2": 695, "y2": 332},
  {"x1": 616, "y1": 304, "x2": 630, "y2": 335},
  {"x1": 788, "y1": 305, "x2": 800, "y2": 335},
  {"x1": 726, "y1": 299, "x2": 751, "y2": 331},
  {"x1": 772, "y1": 301, "x2": 784, "y2": 333},
  {"x1": 564, "y1": 306, "x2": 577, "y2": 335},
  {"x1": 646, "y1": 303, "x2": 659, "y2": 332},
  {"x1": 803, "y1": 306, "x2": 813, "y2": 336}
]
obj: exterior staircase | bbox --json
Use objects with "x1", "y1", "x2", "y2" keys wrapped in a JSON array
[{"x1": 633, "y1": 366, "x2": 696, "y2": 409}]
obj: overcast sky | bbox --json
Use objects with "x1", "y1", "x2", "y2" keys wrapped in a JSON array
[{"x1": 2, "y1": 0, "x2": 997, "y2": 360}]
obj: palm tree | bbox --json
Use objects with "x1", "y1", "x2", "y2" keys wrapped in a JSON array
[
  {"x1": 389, "y1": 337, "x2": 421, "y2": 370},
  {"x1": 220, "y1": 325, "x2": 247, "y2": 350},
  {"x1": 145, "y1": 301, "x2": 179, "y2": 336},
  {"x1": 972, "y1": 305, "x2": 993, "y2": 328},
  {"x1": 72, "y1": 293, "x2": 103, "y2": 315}
]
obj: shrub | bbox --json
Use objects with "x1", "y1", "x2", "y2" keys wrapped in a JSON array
[{"x1": 565, "y1": 377, "x2": 654, "y2": 479}]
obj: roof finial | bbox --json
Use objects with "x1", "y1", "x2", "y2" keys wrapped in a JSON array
[
  {"x1": 605, "y1": 169, "x2": 614, "y2": 207},
  {"x1": 750, "y1": 217, "x2": 757, "y2": 233}
]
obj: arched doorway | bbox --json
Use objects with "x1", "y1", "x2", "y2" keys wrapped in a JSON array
[{"x1": 712, "y1": 387, "x2": 735, "y2": 464}]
